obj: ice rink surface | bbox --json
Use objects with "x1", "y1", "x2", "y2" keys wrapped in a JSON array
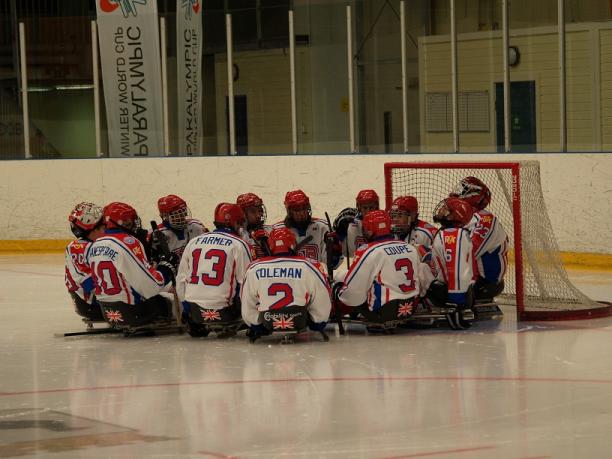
[{"x1": 1, "y1": 254, "x2": 612, "y2": 459}]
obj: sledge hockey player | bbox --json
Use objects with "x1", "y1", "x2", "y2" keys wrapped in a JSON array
[
  {"x1": 335, "y1": 209, "x2": 422, "y2": 331},
  {"x1": 87, "y1": 202, "x2": 176, "y2": 333},
  {"x1": 276, "y1": 189, "x2": 338, "y2": 265},
  {"x1": 65, "y1": 202, "x2": 106, "y2": 322},
  {"x1": 427, "y1": 197, "x2": 476, "y2": 329},
  {"x1": 236, "y1": 192, "x2": 272, "y2": 258},
  {"x1": 389, "y1": 196, "x2": 437, "y2": 248},
  {"x1": 241, "y1": 227, "x2": 332, "y2": 342},
  {"x1": 176, "y1": 202, "x2": 254, "y2": 338},
  {"x1": 450, "y1": 177, "x2": 508, "y2": 302},
  {"x1": 152, "y1": 194, "x2": 208, "y2": 265},
  {"x1": 345, "y1": 189, "x2": 380, "y2": 259}
]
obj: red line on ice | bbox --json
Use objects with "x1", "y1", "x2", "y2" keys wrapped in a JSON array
[{"x1": 382, "y1": 445, "x2": 496, "y2": 458}]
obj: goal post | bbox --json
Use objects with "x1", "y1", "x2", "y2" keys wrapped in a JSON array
[{"x1": 384, "y1": 160, "x2": 612, "y2": 321}]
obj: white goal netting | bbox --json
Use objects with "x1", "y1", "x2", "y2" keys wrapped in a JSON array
[{"x1": 385, "y1": 160, "x2": 609, "y2": 319}]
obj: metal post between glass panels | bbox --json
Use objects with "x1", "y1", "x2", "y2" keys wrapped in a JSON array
[
  {"x1": 92, "y1": 20, "x2": 103, "y2": 158},
  {"x1": 450, "y1": 0, "x2": 459, "y2": 153},
  {"x1": 289, "y1": 10, "x2": 298, "y2": 155},
  {"x1": 502, "y1": 0, "x2": 510, "y2": 153},
  {"x1": 346, "y1": 4, "x2": 355, "y2": 154},
  {"x1": 558, "y1": 0, "x2": 566, "y2": 152},
  {"x1": 226, "y1": 13, "x2": 236, "y2": 156},
  {"x1": 400, "y1": 0, "x2": 408, "y2": 153},
  {"x1": 160, "y1": 16, "x2": 170, "y2": 156},
  {"x1": 18, "y1": 22, "x2": 30, "y2": 159}
]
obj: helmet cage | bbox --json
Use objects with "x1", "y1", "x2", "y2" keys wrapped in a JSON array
[
  {"x1": 68, "y1": 202, "x2": 103, "y2": 233},
  {"x1": 451, "y1": 177, "x2": 491, "y2": 210},
  {"x1": 244, "y1": 203, "x2": 267, "y2": 228},
  {"x1": 162, "y1": 206, "x2": 191, "y2": 230},
  {"x1": 389, "y1": 208, "x2": 416, "y2": 235}
]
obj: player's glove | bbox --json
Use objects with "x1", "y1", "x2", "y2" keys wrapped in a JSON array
[
  {"x1": 156, "y1": 259, "x2": 176, "y2": 285},
  {"x1": 332, "y1": 282, "x2": 344, "y2": 303},
  {"x1": 247, "y1": 323, "x2": 271, "y2": 343},
  {"x1": 308, "y1": 320, "x2": 327, "y2": 332},
  {"x1": 250, "y1": 228, "x2": 268, "y2": 242},
  {"x1": 324, "y1": 231, "x2": 343, "y2": 257}
]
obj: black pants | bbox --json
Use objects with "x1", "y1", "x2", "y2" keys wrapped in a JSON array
[
  {"x1": 474, "y1": 277, "x2": 504, "y2": 301},
  {"x1": 426, "y1": 281, "x2": 474, "y2": 309},
  {"x1": 100, "y1": 295, "x2": 172, "y2": 327},
  {"x1": 184, "y1": 300, "x2": 241, "y2": 325},
  {"x1": 355, "y1": 298, "x2": 416, "y2": 324},
  {"x1": 71, "y1": 292, "x2": 104, "y2": 321}
]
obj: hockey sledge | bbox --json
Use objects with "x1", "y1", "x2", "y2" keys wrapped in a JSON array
[{"x1": 249, "y1": 307, "x2": 329, "y2": 344}]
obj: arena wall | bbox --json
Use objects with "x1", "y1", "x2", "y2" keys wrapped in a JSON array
[{"x1": 0, "y1": 154, "x2": 611, "y2": 264}]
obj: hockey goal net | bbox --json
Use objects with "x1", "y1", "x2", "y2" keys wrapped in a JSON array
[{"x1": 384, "y1": 160, "x2": 612, "y2": 321}]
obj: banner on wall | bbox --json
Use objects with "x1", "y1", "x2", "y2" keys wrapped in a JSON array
[
  {"x1": 177, "y1": 0, "x2": 203, "y2": 156},
  {"x1": 95, "y1": 0, "x2": 164, "y2": 157}
]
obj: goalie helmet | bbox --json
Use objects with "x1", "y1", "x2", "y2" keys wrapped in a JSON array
[
  {"x1": 355, "y1": 189, "x2": 380, "y2": 216},
  {"x1": 433, "y1": 197, "x2": 473, "y2": 228},
  {"x1": 236, "y1": 192, "x2": 267, "y2": 227},
  {"x1": 103, "y1": 202, "x2": 141, "y2": 232},
  {"x1": 158, "y1": 194, "x2": 191, "y2": 230},
  {"x1": 68, "y1": 202, "x2": 103, "y2": 238},
  {"x1": 284, "y1": 189, "x2": 311, "y2": 226},
  {"x1": 389, "y1": 196, "x2": 419, "y2": 235},
  {"x1": 362, "y1": 209, "x2": 392, "y2": 240},
  {"x1": 213, "y1": 202, "x2": 244, "y2": 231},
  {"x1": 267, "y1": 227, "x2": 297, "y2": 255},
  {"x1": 450, "y1": 176, "x2": 491, "y2": 211}
]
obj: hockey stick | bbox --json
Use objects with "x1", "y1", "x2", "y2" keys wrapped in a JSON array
[
  {"x1": 151, "y1": 221, "x2": 182, "y2": 327},
  {"x1": 325, "y1": 212, "x2": 345, "y2": 335},
  {"x1": 295, "y1": 234, "x2": 313, "y2": 251},
  {"x1": 55, "y1": 328, "x2": 121, "y2": 338}
]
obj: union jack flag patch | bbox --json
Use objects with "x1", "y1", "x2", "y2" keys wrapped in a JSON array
[
  {"x1": 272, "y1": 315, "x2": 294, "y2": 330},
  {"x1": 397, "y1": 302, "x2": 414, "y2": 318},
  {"x1": 105, "y1": 310, "x2": 124, "y2": 323},
  {"x1": 201, "y1": 309, "x2": 221, "y2": 321}
]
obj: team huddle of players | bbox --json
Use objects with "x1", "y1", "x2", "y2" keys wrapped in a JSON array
[{"x1": 64, "y1": 176, "x2": 508, "y2": 338}]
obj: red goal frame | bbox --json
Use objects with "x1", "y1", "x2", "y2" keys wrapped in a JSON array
[{"x1": 384, "y1": 161, "x2": 612, "y2": 321}]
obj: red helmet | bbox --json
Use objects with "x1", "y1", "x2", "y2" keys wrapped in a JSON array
[
  {"x1": 236, "y1": 193, "x2": 263, "y2": 209},
  {"x1": 158, "y1": 194, "x2": 190, "y2": 230},
  {"x1": 356, "y1": 189, "x2": 379, "y2": 207},
  {"x1": 284, "y1": 189, "x2": 310, "y2": 209},
  {"x1": 450, "y1": 176, "x2": 491, "y2": 211},
  {"x1": 213, "y1": 202, "x2": 244, "y2": 229},
  {"x1": 362, "y1": 210, "x2": 392, "y2": 239},
  {"x1": 69, "y1": 202, "x2": 103, "y2": 232},
  {"x1": 433, "y1": 197, "x2": 473, "y2": 228},
  {"x1": 267, "y1": 227, "x2": 297, "y2": 255},
  {"x1": 390, "y1": 196, "x2": 418, "y2": 214},
  {"x1": 103, "y1": 202, "x2": 141, "y2": 231}
]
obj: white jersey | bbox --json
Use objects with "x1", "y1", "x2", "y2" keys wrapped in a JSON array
[
  {"x1": 466, "y1": 210, "x2": 509, "y2": 283},
  {"x1": 345, "y1": 218, "x2": 367, "y2": 258},
  {"x1": 339, "y1": 238, "x2": 422, "y2": 310},
  {"x1": 87, "y1": 231, "x2": 169, "y2": 304},
  {"x1": 65, "y1": 238, "x2": 95, "y2": 304},
  {"x1": 273, "y1": 218, "x2": 329, "y2": 264},
  {"x1": 238, "y1": 224, "x2": 273, "y2": 258},
  {"x1": 241, "y1": 255, "x2": 332, "y2": 327},
  {"x1": 176, "y1": 230, "x2": 254, "y2": 310},
  {"x1": 431, "y1": 227, "x2": 474, "y2": 305},
  {"x1": 157, "y1": 219, "x2": 207, "y2": 259},
  {"x1": 404, "y1": 220, "x2": 438, "y2": 248}
]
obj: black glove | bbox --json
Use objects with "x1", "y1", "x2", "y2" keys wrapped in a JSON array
[
  {"x1": 332, "y1": 282, "x2": 344, "y2": 302},
  {"x1": 156, "y1": 259, "x2": 176, "y2": 285},
  {"x1": 159, "y1": 251, "x2": 180, "y2": 268},
  {"x1": 247, "y1": 323, "x2": 271, "y2": 343},
  {"x1": 308, "y1": 321, "x2": 327, "y2": 332}
]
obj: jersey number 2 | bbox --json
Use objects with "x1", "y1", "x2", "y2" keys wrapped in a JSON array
[
  {"x1": 395, "y1": 258, "x2": 415, "y2": 293},
  {"x1": 190, "y1": 248, "x2": 227, "y2": 286},
  {"x1": 268, "y1": 283, "x2": 294, "y2": 310}
]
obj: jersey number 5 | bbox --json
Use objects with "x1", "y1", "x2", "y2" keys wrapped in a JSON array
[
  {"x1": 268, "y1": 283, "x2": 294, "y2": 310},
  {"x1": 395, "y1": 258, "x2": 415, "y2": 293},
  {"x1": 190, "y1": 248, "x2": 227, "y2": 286}
]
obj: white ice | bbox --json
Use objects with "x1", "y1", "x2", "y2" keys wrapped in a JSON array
[{"x1": 1, "y1": 254, "x2": 612, "y2": 459}]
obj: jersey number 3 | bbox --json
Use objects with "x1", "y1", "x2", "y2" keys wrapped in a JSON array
[
  {"x1": 190, "y1": 248, "x2": 227, "y2": 286},
  {"x1": 395, "y1": 258, "x2": 415, "y2": 293}
]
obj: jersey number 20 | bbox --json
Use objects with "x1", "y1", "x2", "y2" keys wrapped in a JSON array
[{"x1": 190, "y1": 248, "x2": 227, "y2": 286}]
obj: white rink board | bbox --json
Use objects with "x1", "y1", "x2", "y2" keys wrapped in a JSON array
[{"x1": 0, "y1": 153, "x2": 610, "y2": 254}]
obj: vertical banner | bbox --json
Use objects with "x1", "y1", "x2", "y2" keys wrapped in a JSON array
[
  {"x1": 177, "y1": 0, "x2": 203, "y2": 155},
  {"x1": 96, "y1": 0, "x2": 164, "y2": 157}
]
